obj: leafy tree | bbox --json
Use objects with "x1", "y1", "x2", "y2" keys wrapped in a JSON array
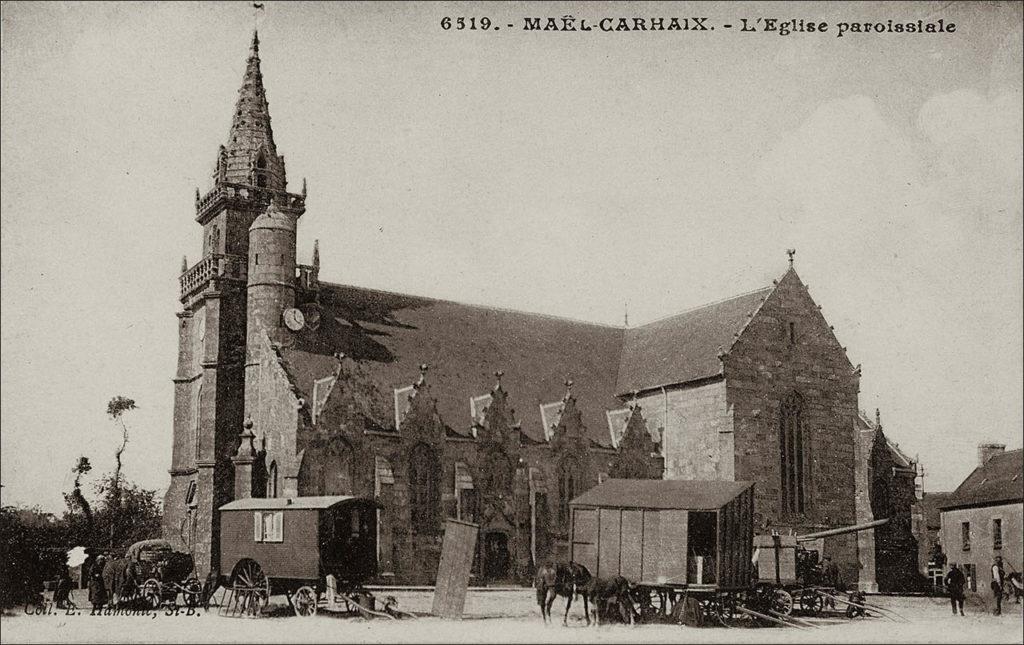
[
  {"x1": 62, "y1": 456, "x2": 93, "y2": 529},
  {"x1": 0, "y1": 506, "x2": 66, "y2": 610},
  {"x1": 90, "y1": 474, "x2": 162, "y2": 550}
]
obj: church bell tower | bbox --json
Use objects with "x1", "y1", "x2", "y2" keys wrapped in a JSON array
[{"x1": 162, "y1": 32, "x2": 305, "y2": 575}]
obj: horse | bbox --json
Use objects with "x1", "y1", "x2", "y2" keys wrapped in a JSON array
[
  {"x1": 534, "y1": 561, "x2": 592, "y2": 626},
  {"x1": 1006, "y1": 572, "x2": 1023, "y2": 603},
  {"x1": 583, "y1": 576, "x2": 634, "y2": 625}
]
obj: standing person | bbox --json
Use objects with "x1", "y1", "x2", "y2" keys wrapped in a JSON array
[
  {"x1": 991, "y1": 556, "x2": 1005, "y2": 616},
  {"x1": 822, "y1": 556, "x2": 840, "y2": 609},
  {"x1": 944, "y1": 563, "x2": 966, "y2": 616},
  {"x1": 87, "y1": 556, "x2": 107, "y2": 610},
  {"x1": 54, "y1": 565, "x2": 73, "y2": 609}
]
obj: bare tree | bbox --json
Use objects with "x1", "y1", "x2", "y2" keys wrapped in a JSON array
[{"x1": 106, "y1": 396, "x2": 137, "y2": 510}]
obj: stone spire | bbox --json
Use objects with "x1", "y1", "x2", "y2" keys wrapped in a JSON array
[{"x1": 217, "y1": 31, "x2": 287, "y2": 191}]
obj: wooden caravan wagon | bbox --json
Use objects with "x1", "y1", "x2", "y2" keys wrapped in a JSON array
[
  {"x1": 569, "y1": 479, "x2": 755, "y2": 624},
  {"x1": 218, "y1": 495, "x2": 381, "y2": 617}
]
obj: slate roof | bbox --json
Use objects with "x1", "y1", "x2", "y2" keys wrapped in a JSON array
[
  {"x1": 278, "y1": 277, "x2": 777, "y2": 447},
  {"x1": 570, "y1": 479, "x2": 754, "y2": 510},
  {"x1": 219, "y1": 495, "x2": 380, "y2": 511},
  {"x1": 288, "y1": 283, "x2": 626, "y2": 446},
  {"x1": 616, "y1": 287, "x2": 773, "y2": 394},
  {"x1": 940, "y1": 449, "x2": 1023, "y2": 511}
]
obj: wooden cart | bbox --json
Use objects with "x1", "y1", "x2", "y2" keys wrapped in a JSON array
[
  {"x1": 218, "y1": 495, "x2": 382, "y2": 617},
  {"x1": 569, "y1": 479, "x2": 755, "y2": 624}
]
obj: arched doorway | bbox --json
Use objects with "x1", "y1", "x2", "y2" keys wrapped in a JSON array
[{"x1": 483, "y1": 530, "x2": 511, "y2": 581}]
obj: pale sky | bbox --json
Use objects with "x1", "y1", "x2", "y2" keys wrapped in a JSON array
[{"x1": 2, "y1": 1, "x2": 1021, "y2": 512}]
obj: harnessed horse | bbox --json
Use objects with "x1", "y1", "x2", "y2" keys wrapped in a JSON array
[{"x1": 534, "y1": 561, "x2": 592, "y2": 625}]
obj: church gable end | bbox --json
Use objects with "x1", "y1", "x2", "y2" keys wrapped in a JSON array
[{"x1": 724, "y1": 267, "x2": 861, "y2": 580}]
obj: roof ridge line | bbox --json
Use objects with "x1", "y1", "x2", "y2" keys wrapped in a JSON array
[
  {"x1": 318, "y1": 279, "x2": 627, "y2": 330},
  {"x1": 629, "y1": 284, "x2": 773, "y2": 329}
]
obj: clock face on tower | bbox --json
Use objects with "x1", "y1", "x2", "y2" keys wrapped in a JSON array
[{"x1": 282, "y1": 307, "x2": 306, "y2": 332}]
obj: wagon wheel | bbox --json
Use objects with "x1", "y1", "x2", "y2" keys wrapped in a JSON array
[
  {"x1": 670, "y1": 595, "x2": 704, "y2": 626},
  {"x1": 231, "y1": 559, "x2": 271, "y2": 616},
  {"x1": 292, "y1": 586, "x2": 319, "y2": 617},
  {"x1": 141, "y1": 578, "x2": 163, "y2": 609},
  {"x1": 631, "y1": 587, "x2": 665, "y2": 623},
  {"x1": 717, "y1": 593, "x2": 737, "y2": 621},
  {"x1": 799, "y1": 589, "x2": 824, "y2": 615},
  {"x1": 182, "y1": 578, "x2": 203, "y2": 608},
  {"x1": 771, "y1": 589, "x2": 794, "y2": 616}
]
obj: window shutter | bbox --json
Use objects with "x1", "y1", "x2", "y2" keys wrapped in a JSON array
[
  {"x1": 254, "y1": 512, "x2": 263, "y2": 542},
  {"x1": 455, "y1": 462, "x2": 475, "y2": 491}
]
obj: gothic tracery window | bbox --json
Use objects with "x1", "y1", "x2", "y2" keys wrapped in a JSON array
[
  {"x1": 779, "y1": 392, "x2": 807, "y2": 514},
  {"x1": 482, "y1": 451, "x2": 514, "y2": 496},
  {"x1": 298, "y1": 437, "x2": 353, "y2": 496},
  {"x1": 557, "y1": 456, "x2": 582, "y2": 533},
  {"x1": 409, "y1": 442, "x2": 440, "y2": 534},
  {"x1": 267, "y1": 461, "x2": 278, "y2": 498}
]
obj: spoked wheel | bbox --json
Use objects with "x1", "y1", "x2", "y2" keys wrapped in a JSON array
[
  {"x1": 141, "y1": 578, "x2": 163, "y2": 609},
  {"x1": 799, "y1": 590, "x2": 824, "y2": 615},
  {"x1": 292, "y1": 586, "x2": 319, "y2": 617},
  {"x1": 717, "y1": 592, "x2": 737, "y2": 622},
  {"x1": 182, "y1": 578, "x2": 203, "y2": 608},
  {"x1": 231, "y1": 559, "x2": 271, "y2": 616},
  {"x1": 771, "y1": 589, "x2": 794, "y2": 616},
  {"x1": 631, "y1": 587, "x2": 667, "y2": 623}
]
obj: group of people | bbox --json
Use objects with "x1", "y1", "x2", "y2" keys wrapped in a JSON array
[{"x1": 944, "y1": 556, "x2": 1019, "y2": 617}]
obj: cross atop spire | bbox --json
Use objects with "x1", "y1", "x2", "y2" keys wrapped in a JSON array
[
  {"x1": 213, "y1": 32, "x2": 286, "y2": 191},
  {"x1": 786, "y1": 248, "x2": 796, "y2": 267}
]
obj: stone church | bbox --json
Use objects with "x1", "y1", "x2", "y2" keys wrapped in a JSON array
[{"x1": 162, "y1": 34, "x2": 910, "y2": 589}]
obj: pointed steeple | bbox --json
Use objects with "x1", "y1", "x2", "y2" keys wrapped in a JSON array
[{"x1": 217, "y1": 31, "x2": 286, "y2": 191}]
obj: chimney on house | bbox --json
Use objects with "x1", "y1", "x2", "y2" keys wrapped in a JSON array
[{"x1": 978, "y1": 442, "x2": 1006, "y2": 466}]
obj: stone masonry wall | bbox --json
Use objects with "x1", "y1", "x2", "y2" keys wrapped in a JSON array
[
  {"x1": 638, "y1": 379, "x2": 734, "y2": 481},
  {"x1": 726, "y1": 269, "x2": 861, "y2": 584}
]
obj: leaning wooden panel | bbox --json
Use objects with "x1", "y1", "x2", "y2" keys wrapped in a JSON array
[{"x1": 432, "y1": 519, "x2": 479, "y2": 619}]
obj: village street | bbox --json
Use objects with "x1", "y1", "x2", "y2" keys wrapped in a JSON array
[{"x1": 2, "y1": 589, "x2": 1021, "y2": 644}]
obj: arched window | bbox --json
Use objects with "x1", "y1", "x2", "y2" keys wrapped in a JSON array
[
  {"x1": 298, "y1": 437, "x2": 353, "y2": 496},
  {"x1": 267, "y1": 461, "x2": 278, "y2": 498},
  {"x1": 409, "y1": 442, "x2": 440, "y2": 534},
  {"x1": 482, "y1": 450, "x2": 514, "y2": 496},
  {"x1": 557, "y1": 456, "x2": 582, "y2": 532},
  {"x1": 779, "y1": 392, "x2": 807, "y2": 514}
]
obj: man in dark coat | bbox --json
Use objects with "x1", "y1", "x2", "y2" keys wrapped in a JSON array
[
  {"x1": 54, "y1": 565, "x2": 73, "y2": 609},
  {"x1": 822, "y1": 556, "x2": 842, "y2": 608},
  {"x1": 991, "y1": 556, "x2": 1004, "y2": 616},
  {"x1": 87, "y1": 556, "x2": 107, "y2": 610},
  {"x1": 944, "y1": 562, "x2": 966, "y2": 616}
]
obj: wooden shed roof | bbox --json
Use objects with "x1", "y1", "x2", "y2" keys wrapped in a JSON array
[
  {"x1": 219, "y1": 495, "x2": 380, "y2": 511},
  {"x1": 570, "y1": 479, "x2": 754, "y2": 511}
]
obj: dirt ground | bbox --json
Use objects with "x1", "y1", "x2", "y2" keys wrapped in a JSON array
[{"x1": 2, "y1": 588, "x2": 1021, "y2": 644}]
